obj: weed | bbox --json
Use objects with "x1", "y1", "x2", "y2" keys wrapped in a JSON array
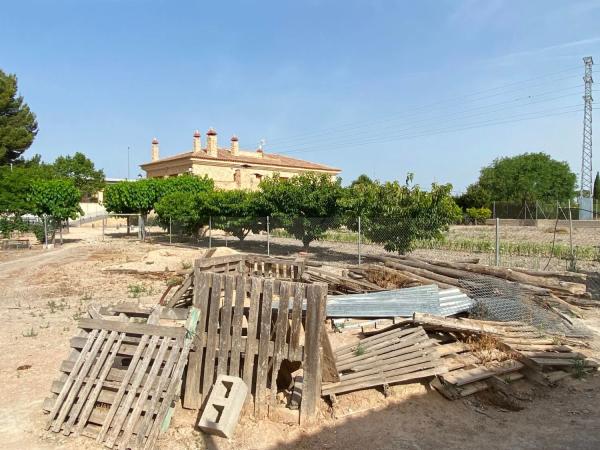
[
  {"x1": 180, "y1": 260, "x2": 192, "y2": 270},
  {"x1": 22, "y1": 327, "x2": 38, "y2": 338},
  {"x1": 166, "y1": 276, "x2": 183, "y2": 287},
  {"x1": 573, "y1": 358, "x2": 586, "y2": 379},
  {"x1": 72, "y1": 308, "x2": 84, "y2": 321},
  {"x1": 39, "y1": 322, "x2": 50, "y2": 329},
  {"x1": 354, "y1": 343, "x2": 366, "y2": 357},
  {"x1": 47, "y1": 300, "x2": 66, "y2": 313},
  {"x1": 81, "y1": 292, "x2": 92, "y2": 302},
  {"x1": 128, "y1": 284, "x2": 146, "y2": 298}
]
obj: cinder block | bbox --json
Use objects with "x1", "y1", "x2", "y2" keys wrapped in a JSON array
[{"x1": 198, "y1": 375, "x2": 248, "y2": 439}]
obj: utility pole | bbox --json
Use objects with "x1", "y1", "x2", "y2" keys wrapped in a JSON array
[{"x1": 579, "y1": 56, "x2": 594, "y2": 219}]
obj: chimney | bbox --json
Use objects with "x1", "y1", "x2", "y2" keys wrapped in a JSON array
[
  {"x1": 193, "y1": 130, "x2": 201, "y2": 152},
  {"x1": 230, "y1": 135, "x2": 239, "y2": 156},
  {"x1": 151, "y1": 138, "x2": 159, "y2": 161},
  {"x1": 207, "y1": 128, "x2": 218, "y2": 157}
]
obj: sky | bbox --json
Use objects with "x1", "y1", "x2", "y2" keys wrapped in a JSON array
[{"x1": 1, "y1": 0, "x2": 599, "y2": 193}]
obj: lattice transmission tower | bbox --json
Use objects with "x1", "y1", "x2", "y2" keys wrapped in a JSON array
[{"x1": 580, "y1": 56, "x2": 594, "y2": 199}]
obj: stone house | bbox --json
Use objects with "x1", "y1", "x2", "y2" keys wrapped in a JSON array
[{"x1": 139, "y1": 129, "x2": 341, "y2": 190}]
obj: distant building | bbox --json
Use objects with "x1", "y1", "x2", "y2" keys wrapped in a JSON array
[{"x1": 139, "y1": 129, "x2": 341, "y2": 190}]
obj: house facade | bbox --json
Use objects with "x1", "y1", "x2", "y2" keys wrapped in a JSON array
[{"x1": 139, "y1": 129, "x2": 341, "y2": 190}]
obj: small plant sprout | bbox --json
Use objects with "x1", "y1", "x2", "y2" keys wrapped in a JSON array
[
  {"x1": 573, "y1": 358, "x2": 586, "y2": 379},
  {"x1": 354, "y1": 343, "x2": 366, "y2": 357},
  {"x1": 128, "y1": 284, "x2": 146, "y2": 298},
  {"x1": 180, "y1": 260, "x2": 192, "y2": 270}
]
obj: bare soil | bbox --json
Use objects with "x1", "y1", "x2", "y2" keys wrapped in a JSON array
[{"x1": 1, "y1": 227, "x2": 599, "y2": 450}]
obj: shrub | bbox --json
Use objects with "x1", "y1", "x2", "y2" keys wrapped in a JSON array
[{"x1": 466, "y1": 207, "x2": 492, "y2": 224}]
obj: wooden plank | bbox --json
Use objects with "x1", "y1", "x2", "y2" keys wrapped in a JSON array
[
  {"x1": 46, "y1": 329, "x2": 100, "y2": 430},
  {"x1": 96, "y1": 334, "x2": 150, "y2": 443},
  {"x1": 52, "y1": 329, "x2": 108, "y2": 433},
  {"x1": 74, "y1": 332, "x2": 126, "y2": 436},
  {"x1": 242, "y1": 277, "x2": 262, "y2": 390},
  {"x1": 78, "y1": 318, "x2": 186, "y2": 339},
  {"x1": 118, "y1": 337, "x2": 171, "y2": 448},
  {"x1": 104, "y1": 335, "x2": 161, "y2": 447},
  {"x1": 183, "y1": 269, "x2": 210, "y2": 409},
  {"x1": 217, "y1": 275, "x2": 235, "y2": 377},
  {"x1": 270, "y1": 281, "x2": 291, "y2": 408},
  {"x1": 134, "y1": 341, "x2": 181, "y2": 448},
  {"x1": 166, "y1": 274, "x2": 193, "y2": 307},
  {"x1": 62, "y1": 330, "x2": 120, "y2": 435},
  {"x1": 300, "y1": 283, "x2": 326, "y2": 423},
  {"x1": 255, "y1": 278, "x2": 274, "y2": 418},
  {"x1": 229, "y1": 275, "x2": 246, "y2": 377},
  {"x1": 320, "y1": 326, "x2": 339, "y2": 383},
  {"x1": 201, "y1": 273, "x2": 222, "y2": 398},
  {"x1": 441, "y1": 360, "x2": 524, "y2": 386},
  {"x1": 289, "y1": 283, "x2": 304, "y2": 362}
]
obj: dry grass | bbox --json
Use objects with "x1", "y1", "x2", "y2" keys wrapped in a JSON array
[{"x1": 466, "y1": 334, "x2": 513, "y2": 364}]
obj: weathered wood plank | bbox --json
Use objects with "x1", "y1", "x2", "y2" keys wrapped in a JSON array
[
  {"x1": 201, "y1": 273, "x2": 222, "y2": 398},
  {"x1": 289, "y1": 283, "x2": 304, "y2": 362},
  {"x1": 255, "y1": 278, "x2": 274, "y2": 418},
  {"x1": 217, "y1": 275, "x2": 235, "y2": 377},
  {"x1": 242, "y1": 277, "x2": 262, "y2": 391},
  {"x1": 270, "y1": 281, "x2": 290, "y2": 408},
  {"x1": 229, "y1": 275, "x2": 246, "y2": 377},
  {"x1": 78, "y1": 318, "x2": 186, "y2": 339}
]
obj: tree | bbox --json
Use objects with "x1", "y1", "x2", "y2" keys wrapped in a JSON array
[
  {"x1": 593, "y1": 172, "x2": 600, "y2": 202},
  {"x1": 29, "y1": 179, "x2": 83, "y2": 243},
  {"x1": 340, "y1": 175, "x2": 462, "y2": 254},
  {"x1": 258, "y1": 173, "x2": 343, "y2": 250},
  {"x1": 154, "y1": 190, "x2": 217, "y2": 235},
  {"x1": 476, "y1": 153, "x2": 576, "y2": 203},
  {"x1": 53, "y1": 152, "x2": 105, "y2": 200},
  {"x1": 212, "y1": 190, "x2": 267, "y2": 240},
  {"x1": 0, "y1": 69, "x2": 38, "y2": 164},
  {"x1": 0, "y1": 159, "x2": 54, "y2": 214},
  {"x1": 455, "y1": 183, "x2": 492, "y2": 209}
]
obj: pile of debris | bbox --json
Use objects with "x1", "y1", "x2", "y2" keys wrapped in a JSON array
[{"x1": 42, "y1": 251, "x2": 599, "y2": 449}]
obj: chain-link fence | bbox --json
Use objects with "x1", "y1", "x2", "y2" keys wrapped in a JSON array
[{"x1": 492, "y1": 200, "x2": 600, "y2": 220}]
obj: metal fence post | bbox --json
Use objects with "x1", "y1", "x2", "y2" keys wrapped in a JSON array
[
  {"x1": 266, "y1": 215, "x2": 270, "y2": 256},
  {"x1": 495, "y1": 217, "x2": 500, "y2": 266},
  {"x1": 43, "y1": 214, "x2": 48, "y2": 249},
  {"x1": 169, "y1": 216, "x2": 172, "y2": 245},
  {"x1": 358, "y1": 215, "x2": 362, "y2": 265},
  {"x1": 208, "y1": 216, "x2": 212, "y2": 249},
  {"x1": 568, "y1": 199, "x2": 574, "y2": 268}
]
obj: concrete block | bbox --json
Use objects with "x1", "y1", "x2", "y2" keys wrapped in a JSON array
[{"x1": 198, "y1": 375, "x2": 248, "y2": 439}]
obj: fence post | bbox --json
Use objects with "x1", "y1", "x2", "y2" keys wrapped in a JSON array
[
  {"x1": 492, "y1": 201, "x2": 496, "y2": 219},
  {"x1": 568, "y1": 199, "x2": 574, "y2": 269},
  {"x1": 169, "y1": 216, "x2": 172, "y2": 245},
  {"x1": 495, "y1": 217, "x2": 500, "y2": 266},
  {"x1": 266, "y1": 215, "x2": 270, "y2": 256},
  {"x1": 43, "y1": 214, "x2": 48, "y2": 249},
  {"x1": 358, "y1": 216, "x2": 362, "y2": 266},
  {"x1": 208, "y1": 216, "x2": 212, "y2": 249}
]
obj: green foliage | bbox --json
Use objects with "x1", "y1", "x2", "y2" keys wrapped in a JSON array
[
  {"x1": 0, "y1": 215, "x2": 29, "y2": 238},
  {"x1": 0, "y1": 160, "x2": 54, "y2": 214},
  {"x1": 154, "y1": 190, "x2": 216, "y2": 235},
  {"x1": 53, "y1": 152, "x2": 105, "y2": 200},
  {"x1": 212, "y1": 190, "x2": 266, "y2": 240},
  {"x1": 259, "y1": 173, "x2": 343, "y2": 249},
  {"x1": 159, "y1": 173, "x2": 214, "y2": 196},
  {"x1": 103, "y1": 178, "x2": 161, "y2": 214},
  {"x1": 477, "y1": 153, "x2": 576, "y2": 203},
  {"x1": 593, "y1": 172, "x2": 600, "y2": 201},
  {"x1": 29, "y1": 179, "x2": 83, "y2": 220},
  {"x1": 455, "y1": 183, "x2": 493, "y2": 209},
  {"x1": 340, "y1": 174, "x2": 462, "y2": 254},
  {"x1": 466, "y1": 207, "x2": 492, "y2": 224},
  {"x1": 0, "y1": 69, "x2": 38, "y2": 164}
]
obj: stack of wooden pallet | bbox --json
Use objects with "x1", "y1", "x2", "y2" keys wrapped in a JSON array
[
  {"x1": 43, "y1": 304, "x2": 198, "y2": 449},
  {"x1": 322, "y1": 326, "x2": 444, "y2": 398}
]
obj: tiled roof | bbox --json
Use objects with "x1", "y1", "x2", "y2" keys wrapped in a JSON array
[{"x1": 140, "y1": 148, "x2": 341, "y2": 173}]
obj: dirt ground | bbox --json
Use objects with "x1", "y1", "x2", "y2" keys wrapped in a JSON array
[{"x1": 1, "y1": 227, "x2": 600, "y2": 450}]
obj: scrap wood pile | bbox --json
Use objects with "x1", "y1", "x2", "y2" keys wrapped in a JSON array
[{"x1": 323, "y1": 312, "x2": 598, "y2": 405}]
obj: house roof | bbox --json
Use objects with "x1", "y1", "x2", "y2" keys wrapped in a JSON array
[{"x1": 140, "y1": 148, "x2": 341, "y2": 173}]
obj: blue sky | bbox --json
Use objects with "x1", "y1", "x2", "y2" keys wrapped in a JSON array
[{"x1": 1, "y1": 0, "x2": 599, "y2": 192}]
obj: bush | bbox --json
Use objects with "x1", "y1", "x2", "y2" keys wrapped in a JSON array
[
  {"x1": 466, "y1": 207, "x2": 492, "y2": 224},
  {"x1": 30, "y1": 222, "x2": 55, "y2": 244},
  {"x1": 0, "y1": 216, "x2": 29, "y2": 238}
]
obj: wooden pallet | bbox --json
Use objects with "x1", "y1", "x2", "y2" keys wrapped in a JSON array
[
  {"x1": 183, "y1": 270, "x2": 327, "y2": 422},
  {"x1": 43, "y1": 305, "x2": 198, "y2": 449},
  {"x1": 322, "y1": 326, "x2": 443, "y2": 396}
]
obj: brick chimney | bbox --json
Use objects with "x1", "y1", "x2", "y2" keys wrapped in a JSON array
[
  {"x1": 230, "y1": 135, "x2": 239, "y2": 156},
  {"x1": 193, "y1": 130, "x2": 201, "y2": 152},
  {"x1": 151, "y1": 138, "x2": 159, "y2": 161},
  {"x1": 207, "y1": 128, "x2": 218, "y2": 157}
]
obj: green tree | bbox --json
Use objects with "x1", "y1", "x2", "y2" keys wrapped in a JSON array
[
  {"x1": 212, "y1": 190, "x2": 267, "y2": 240},
  {"x1": 593, "y1": 172, "x2": 600, "y2": 201},
  {"x1": 0, "y1": 159, "x2": 54, "y2": 214},
  {"x1": 154, "y1": 190, "x2": 217, "y2": 235},
  {"x1": 455, "y1": 183, "x2": 492, "y2": 209},
  {"x1": 259, "y1": 173, "x2": 343, "y2": 249},
  {"x1": 53, "y1": 152, "x2": 105, "y2": 200},
  {"x1": 340, "y1": 175, "x2": 461, "y2": 254},
  {"x1": 477, "y1": 153, "x2": 576, "y2": 203},
  {"x1": 0, "y1": 69, "x2": 38, "y2": 164}
]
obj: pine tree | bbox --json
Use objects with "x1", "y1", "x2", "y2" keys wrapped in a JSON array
[
  {"x1": 0, "y1": 69, "x2": 38, "y2": 164},
  {"x1": 593, "y1": 172, "x2": 600, "y2": 201}
]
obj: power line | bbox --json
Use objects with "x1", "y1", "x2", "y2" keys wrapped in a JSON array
[
  {"x1": 266, "y1": 65, "x2": 581, "y2": 146},
  {"x1": 278, "y1": 105, "x2": 583, "y2": 156}
]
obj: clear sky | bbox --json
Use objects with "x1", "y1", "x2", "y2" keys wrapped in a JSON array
[{"x1": 1, "y1": 0, "x2": 599, "y2": 192}]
